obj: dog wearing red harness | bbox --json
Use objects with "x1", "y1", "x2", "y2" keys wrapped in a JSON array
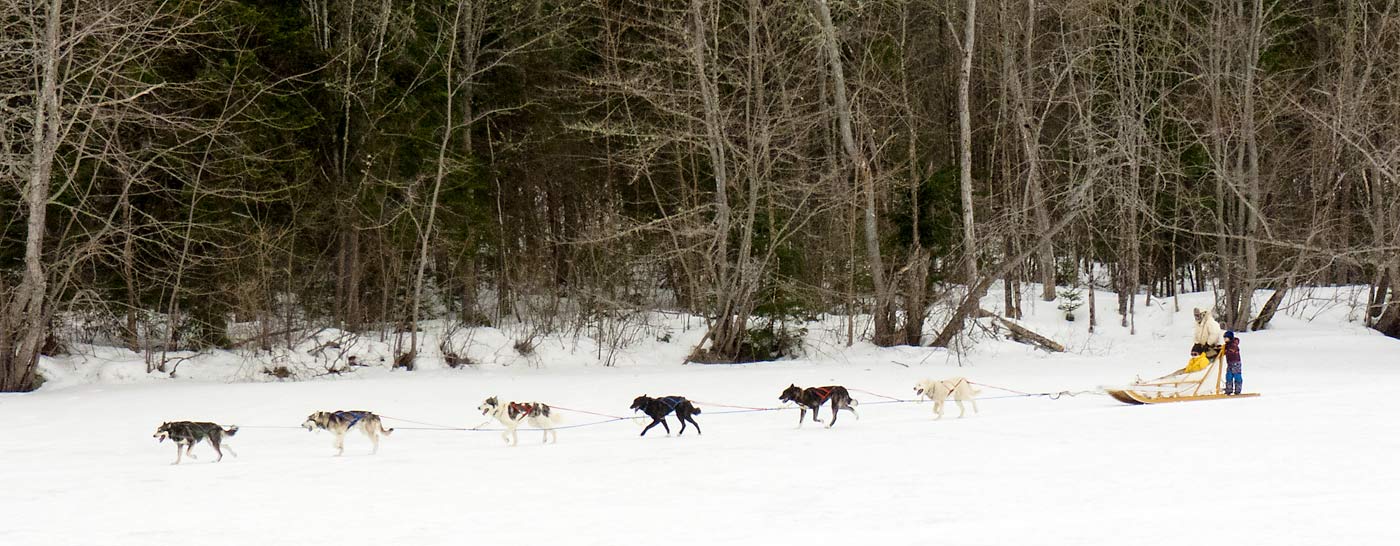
[
  {"x1": 778, "y1": 384, "x2": 858, "y2": 428},
  {"x1": 477, "y1": 396, "x2": 561, "y2": 446}
]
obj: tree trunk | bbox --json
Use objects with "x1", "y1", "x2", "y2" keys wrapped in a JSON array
[
  {"x1": 1002, "y1": 236, "x2": 1021, "y2": 319},
  {"x1": 956, "y1": 0, "x2": 980, "y2": 283},
  {"x1": 810, "y1": 0, "x2": 895, "y2": 345},
  {"x1": 1250, "y1": 287, "x2": 1287, "y2": 331},
  {"x1": 929, "y1": 277, "x2": 994, "y2": 348},
  {"x1": 2, "y1": 0, "x2": 63, "y2": 392},
  {"x1": 1001, "y1": 0, "x2": 1054, "y2": 301},
  {"x1": 1206, "y1": 0, "x2": 1234, "y2": 325},
  {"x1": 977, "y1": 308, "x2": 1065, "y2": 352},
  {"x1": 1374, "y1": 260, "x2": 1400, "y2": 338},
  {"x1": 347, "y1": 229, "x2": 361, "y2": 330},
  {"x1": 688, "y1": 0, "x2": 741, "y2": 359},
  {"x1": 1237, "y1": 0, "x2": 1264, "y2": 331},
  {"x1": 121, "y1": 178, "x2": 139, "y2": 351},
  {"x1": 903, "y1": 249, "x2": 930, "y2": 345},
  {"x1": 1087, "y1": 259, "x2": 1097, "y2": 334},
  {"x1": 408, "y1": 1, "x2": 466, "y2": 362}
]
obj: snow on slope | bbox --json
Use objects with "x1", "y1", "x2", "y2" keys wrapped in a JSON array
[{"x1": 3, "y1": 287, "x2": 1398, "y2": 546}]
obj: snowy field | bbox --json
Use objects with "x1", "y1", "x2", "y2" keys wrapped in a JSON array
[{"x1": 4, "y1": 288, "x2": 1399, "y2": 546}]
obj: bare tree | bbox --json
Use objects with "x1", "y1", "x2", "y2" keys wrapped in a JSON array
[
  {"x1": 998, "y1": 0, "x2": 1057, "y2": 301},
  {"x1": 1, "y1": 0, "x2": 256, "y2": 389},
  {"x1": 954, "y1": 0, "x2": 981, "y2": 285},
  {"x1": 809, "y1": 0, "x2": 900, "y2": 345},
  {"x1": 0, "y1": 0, "x2": 62, "y2": 391}
]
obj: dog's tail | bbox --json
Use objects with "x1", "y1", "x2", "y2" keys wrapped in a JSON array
[
  {"x1": 379, "y1": 423, "x2": 395, "y2": 436},
  {"x1": 224, "y1": 425, "x2": 239, "y2": 437},
  {"x1": 691, "y1": 405, "x2": 702, "y2": 415}
]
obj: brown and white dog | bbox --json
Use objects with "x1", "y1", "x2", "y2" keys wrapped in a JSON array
[
  {"x1": 301, "y1": 411, "x2": 394, "y2": 456},
  {"x1": 478, "y1": 396, "x2": 562, "y2": 446},
  {"x1": 913, "y1": 377, "x2": 980, "y2": 419},
  {"x1": 778, "y1": 384, "x2": 858, "y2": 428}
]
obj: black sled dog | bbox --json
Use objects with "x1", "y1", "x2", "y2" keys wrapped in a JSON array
[
  {"x1": 778, "y1": 384, "x2": 858, "y2": 428},
  {"x1": 629, "y1": 395, "x2": 702, "y2": 437}
]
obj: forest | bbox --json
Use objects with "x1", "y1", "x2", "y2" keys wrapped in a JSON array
[{"x1": 2, "y1": 0, "x2": 1398, "y2": 392}]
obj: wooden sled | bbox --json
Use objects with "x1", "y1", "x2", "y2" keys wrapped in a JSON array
[{"x1": 1106, "y1": 351, "x2": 1258, "y2": 405}]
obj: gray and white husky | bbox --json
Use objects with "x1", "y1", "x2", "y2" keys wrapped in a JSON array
[
  {"x1": 301, "y1": 411, "x2": 394, "y2": 456},
  {"x1": 153, "y1": 421, "x2": 238, "y2": 465}
]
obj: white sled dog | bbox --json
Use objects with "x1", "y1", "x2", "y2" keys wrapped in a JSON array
[
  {"x1": 477, "y1": 397, "x2": 563, "y2": 446},
  {"x1": 913, "y1": 377, "x2": 981, "y2": 419}
]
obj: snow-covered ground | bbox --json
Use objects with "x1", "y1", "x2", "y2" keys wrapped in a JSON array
[{"x1": 3, "y1": 287, "x2": 1398, "y2": 545}]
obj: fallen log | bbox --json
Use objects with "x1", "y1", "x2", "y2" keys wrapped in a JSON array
[{"x1": 976, "y1": 308, "x2": 1065, "y2": 352}]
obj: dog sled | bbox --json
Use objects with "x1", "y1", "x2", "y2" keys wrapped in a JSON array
[{"x1": 1105, "y1": 351, "x2": 1258, "y2": 405}]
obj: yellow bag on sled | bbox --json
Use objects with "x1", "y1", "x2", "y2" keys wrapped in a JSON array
[{"x1": 1184, "y1": 352, "x2": 1211, "y2": 373}]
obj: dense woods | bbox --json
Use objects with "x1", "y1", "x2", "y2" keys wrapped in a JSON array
[{"x1": 3, "y1": 0, "x2": 1399, "y2": 391}]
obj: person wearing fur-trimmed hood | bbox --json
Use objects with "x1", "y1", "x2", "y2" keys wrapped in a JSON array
[
  {"x1": 1150, "y1": 307, "x2": 1225, "y2": 381},
  {"x1": 1191, "y1": 307, "x2": 1225, "y2": 357}
]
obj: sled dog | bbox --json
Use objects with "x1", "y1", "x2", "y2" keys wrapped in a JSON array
[
  {"x1": 629, "y1": 395, "x2": 702, "y2": 437},
  {"x1": 778, "y1": 384, "x2": 858, "y2": 428},
  {"x1": 301, "y1": 411, "x2": 394, "y2": 456},
  {"x1": 913, "y1": 377, "x2": 980, "y2": 419},
  {"x1": 478, "y1": 397, "x2": 562, "y2": 446},
  {"x1": 153, "y1": 421, "x2": 238, "y2": 465}
]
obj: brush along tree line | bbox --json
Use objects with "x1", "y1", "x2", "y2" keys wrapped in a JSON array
[{"x1": 3, "y1": 0, "x2": 1399, "y2": 391}]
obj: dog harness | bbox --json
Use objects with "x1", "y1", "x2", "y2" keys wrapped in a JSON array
[
  {"x1": 508, "y1": 402, "x2": 544, "y2": 418},
  {"x1": 333, "y1": 411, "x2": 368, "y2": 427},
  {"x1": 658, "y1": 396, "x2": 685, "y2": 412},
  {"x1": 807, "y1": 387, "x2": 835, "y2": 403},
  {"x1": 167, "y1": 423, "x2": 211, "y2": 441}
]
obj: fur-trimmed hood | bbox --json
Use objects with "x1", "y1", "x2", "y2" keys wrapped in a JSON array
[{"x1": 1193, "y1": 307, "x2": 1224, "y2": 345}]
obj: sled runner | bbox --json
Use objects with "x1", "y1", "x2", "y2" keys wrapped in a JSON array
[{"x1": 1105, "y1": 351, "x2": 1258, "y2": 405}]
